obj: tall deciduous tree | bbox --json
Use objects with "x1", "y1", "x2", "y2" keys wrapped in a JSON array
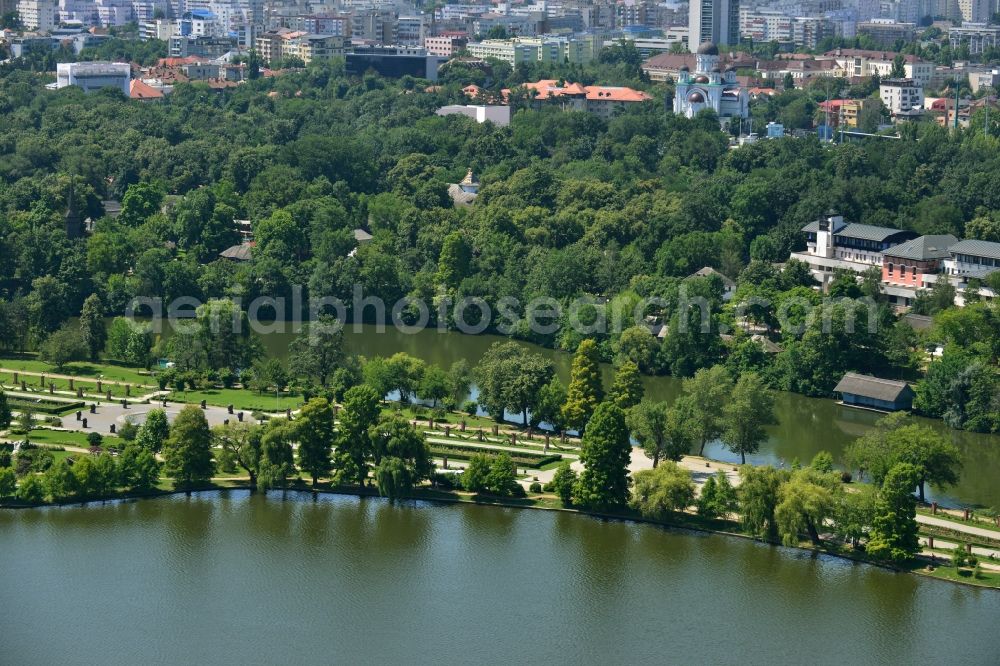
[
  {"x1": 721, "y1": 373, "x2": 776, "y2": 464},
  {"x1": 738, "y1": 465, "x2": 788, "y2": 539},
  {"x1": 0, "y1": 466, "x2": 17, "y2": 498},
  {"x1": 105, "y1": 317, "x2": 153, "y2": 367},
  {"x1": 574, "y1": 402, "x2": 631, "y2": 510},
  {"x1": 631, "y1": 462, "x2": 695, "y2": 519},
  {"x1": 288, "y1": 316, "x2": 345, "y2": 388},
  {"x1": 608, "y1": 360, "x2": 644, "y2": 409},
  {"x1": 368, "y1": 415, "x2": 432, "y2": 496},
  {"x1": 296, "y1": 398, "x2": 335, "y2": 486},
  {"x1": 682, "y1": 365, "x2": 731, "y2": 456},
  {"x1": 844, "y1": 412, "x2": 961, "y2": 501},
  {"x1": 136, "y1": 408, "x2": 170, "y2": 453},
  {"x1": 336, "y1": 385, "x2": 381, "y2": 486},
  {"x1": 259, "y1": 419, "x2": 296, "y2": 491},
  {"x1": 867, "y1": 463, "x2": 921, "y2": 563},
  {"x1": 39, "y1": 326, "x2": 87, "y2": 370},
  {"x1": 79, "y1": 294, "x2": 106, "y2": 361},
  {"x1": 117, "y1": 444, "x2": 160, "y2": 492},
  {"x1": 774, "y1": 469, "x2": 839, "y2": 546},
  {"x1": 162, "y1": 406, "x2": 215, "y2": 487},
  {"x1": 534, "y1": 376, "x2": 567, "y2": 432},
  {"x1": 418, "y1": 365, "x2": 450, "y2": 407},
  {"x1": 214, "y1": 422, "x2": 264, "y2": 490},
  {"x1": 562, "y1": 339, "x2": 604, "y2": 432},
  {"x1": 475, "y1": 341, "x2": 553, "y2": 424}
]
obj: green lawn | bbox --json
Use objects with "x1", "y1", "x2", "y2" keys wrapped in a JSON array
[
  {"x1": 171, "y1": 388, "x2": 304, "y2": 412},
  {"x1": 9, "y1": 428, "x2": 124, "y2": 449},
  {"x1": 0, "y1": 355, "x2": 153, "y2": 385},
  {"x1": 918, "y1": 562, "x2": 1000, "y2": 587},
  {"x1": 1, "y1": 373, "x2": 140, "y2": 399}
]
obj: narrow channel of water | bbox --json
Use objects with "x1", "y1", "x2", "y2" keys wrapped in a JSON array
[{"x1": 304, "y1": 327, "x2": 999, "y2": 509}]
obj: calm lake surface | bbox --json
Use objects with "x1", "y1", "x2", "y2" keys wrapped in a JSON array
[
  {"x1": 253, "y1": 326, "x2": 1000, "y2": 510},
  {"x1": 2, "y1": 491, "x2": 998, "y2": 665}
]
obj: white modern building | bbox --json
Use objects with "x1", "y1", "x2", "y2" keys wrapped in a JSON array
[
  {"x1": 436, "y1": 104, "x2": 511, "y2": 126},
  {"x1": 942, "y1": 240, "x2": 1000, "y2": 279},
  {"x1": 790, "y1": 210, "x2": 918, "y2": 288},
  {"x1": 55, "y1": 62, "x2": 131, "y2": 94},
  {"x1": 880, "y1": 78, "x2": 923, "y2": 117}
]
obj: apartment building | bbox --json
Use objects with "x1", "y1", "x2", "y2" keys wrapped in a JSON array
[
  {"x1": 16, "y1": 0, "x2": 57, "y2": 31},
  {"x1": 856, "y1": 19, "x2": 915, "y2": 46},
  {"x1": 467, "y1": 36, "x2": 599, "y2": 65},
  {"x1": 949, "y1": 23, "x2": 1000, "y2": 54},
  {"x1": 424, "y1": 35, "x2": 467, "y2": 57},
  {"x1": 880, "y1": 78, "x2": 923, "y2": 117}
]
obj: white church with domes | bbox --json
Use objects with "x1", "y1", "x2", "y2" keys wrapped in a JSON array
[{"x1": 673, "y1": 42, "x2": 749, "y2": 129}]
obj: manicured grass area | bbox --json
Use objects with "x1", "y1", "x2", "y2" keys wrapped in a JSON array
[
  {"x1": 0, "y1": 372, "x2": 143, "y2": 398},
  {"x1": 918, "y1": 563, "x2": 1000, "y2": 587},
  {"x1": 0, "y1": 355, "x2": 153, "y2": 385},
  {"x1": 171, "y1": 388, "x2": 304, "y2": 412},
  {"x1": 9, "y1": 428, "x2": 124, "y2": 449}
]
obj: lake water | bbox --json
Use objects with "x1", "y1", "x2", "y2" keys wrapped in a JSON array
[{"x1": 2, "y1": 491, "x2": 998, "y2": 665}]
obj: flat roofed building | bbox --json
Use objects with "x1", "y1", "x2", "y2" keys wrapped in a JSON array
[
  {"x1": 949, "y1": 23, "x2": 1000, "y2": 54},
  {"x1": 880, "y1": 78, "x2": 924, "y2": 117},
  {"x1": 436, "y1": 104, "x2": 511, "y2": 126},
  {"x1": 346, "y1": 46, "x2": 442, "y2": 81},
  {"x1": 56, "y1": 62, "x2": 131, "y2": 95}
]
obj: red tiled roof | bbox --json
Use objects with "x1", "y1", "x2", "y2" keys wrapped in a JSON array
[
  {"x1": 823, "y1": 49, "x2": 923, "y2": 63},
  {"x1": 584, "y1": 85, "x2": 652, "y2": 102},
  {"x1": 514, "y1": 80, "x2": 651, "y2": 102},
  {"x1": 817, "y1": 98, "x2": 868, "y2": 111},
  {"x1": 130, "y1": 79, "x2": 164, "y2": 100},
  {"x1": 157, "y1": 56, "x2": 200, "y2": 67}
]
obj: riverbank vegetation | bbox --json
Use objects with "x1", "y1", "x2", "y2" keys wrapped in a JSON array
[
  {"x1": 3, "y1": 349, "x2": 994, "y2": 589},
  {"x1": 0, "y1": 59, "x2": 998, "y2": 434}
]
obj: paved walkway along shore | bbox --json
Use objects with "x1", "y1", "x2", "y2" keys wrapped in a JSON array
[{"x1": 916, "y1": 514, "x2": 1000, "y2": 541}]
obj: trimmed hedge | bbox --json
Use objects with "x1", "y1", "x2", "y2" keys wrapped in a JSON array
[
  {"x1": 428, "y1": 442, "x2": 562, "y2": 469},
  {"x1": 8, "y1": 397, "x2": 85, "y2": 415}
]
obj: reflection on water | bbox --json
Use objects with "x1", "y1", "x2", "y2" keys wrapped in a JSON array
[{"x1": 1, "y1": 492, "x2": 999, "y2": 665}]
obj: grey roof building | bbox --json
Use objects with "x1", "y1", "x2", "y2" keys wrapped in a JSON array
[
  {"x1": 800, "y1": 220, "x2": 918, "y2": 244},
  {"x1": 943, "y1": 238, "x2": 1000, "y2": 278},
  {"x1": 220, "y1": 243, "x2": 253, "y2": 261},
  {"x1": 883, "y1": 234, "x2": 958, "y2": 261},
  {"x1": 834, "y1": 372, "x2": 914, "y2": 412}
]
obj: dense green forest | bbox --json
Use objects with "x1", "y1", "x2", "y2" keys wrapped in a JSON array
[{"x1": 0, "y1": 57, "x2": 998, "y2": 432}]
